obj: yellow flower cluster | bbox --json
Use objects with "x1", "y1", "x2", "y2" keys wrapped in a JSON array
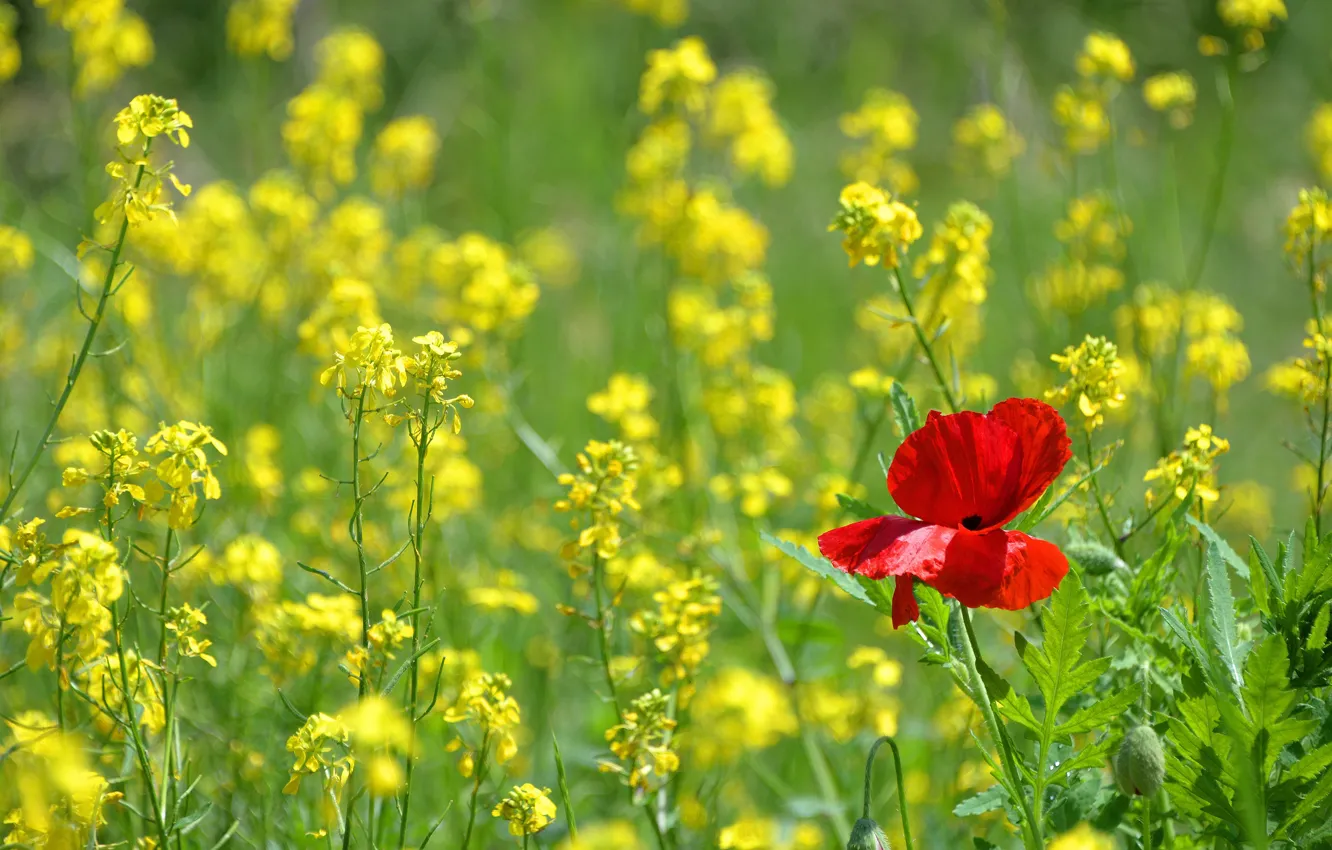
[
  {"x1": 1283, "y1": 187, "x2": 1332, "y2": 273},
  {"x1": 1046, "y1": 335, "x2": 1129, "y2": 431},
  {"x1": 1053, "y1": 32, "x2": 1134, "y2": 155},
  {"x1": 687, "y1": 667, "x2": 796, "y2": 767},
  {"x1": 1032, "y1": 192, "x2": 1131, "y2": 315},
  {"x1": 283, "y1": 28, "x2": 384, "y2": 198},
  {"x1": 444, "y1": 671, "x2": 522, "y2": 775},
  {"x1": 799, "y1": 646, "x2": 903, "y2": 742},
  {"x1": 952, "y1": 103, "x2": 1024, "y2": 178},
  {"x1": 630, "y1": 575, "x2": 722, "y2": 686},
  {"x1": 195, "y1": 534, "x2": 283, "y2": 597},
  {"x1": 830, "y1": 181, "x2": 922, "y2": 269},
  {"x1": 343, "y1": 609, "x2": 414, "y2": 688},
  {"x1": 15, "y1": 531, "x2": 124, "y2": 671},
  {"x1": 588, "y1": 374, "x2": 659, "y2": 442},
  {"x1": 840, "y1": 88, "x2": 919, "y2": 195},
  {"x1": 718, "y1": 818, "x2": 822, "y2": 850},
  {"x1": 1116, "y1": 285, "x2": 1250, "y2": 405},
  {"x1": 283, "y1": 712, "x2": 353, "y2": 796},
  {"x1": 0, "y1": 225, "x2": 33, "y2": 276},
  {"x1": 1267, "y1": 325, "x2": 1332, "y2": 405},
  {"x1": 1145, "y1": 424, "x2": 1230, "y2": 507},
  {"x1": 912, "y1": 200, "x2": 994, "y2": 308},
  {"x1": 338, "y1": 696, "x2": 414, "y2": 797},
  {"x1": 34, "y1": 0, "x2": 153, "y2": 95},
  {"x1": 556, "y1": 440, "x2": 641, "y2": 560},
  {"x1": 493, "y1": 783, "x2": 557, "y2": 837},
  {"x1": 600, "y1": 689, "x2": 679, "y2": 794},
  {"x1": 1218, "y1": 0, "x2": 1286, "y2": 51},
  {"x1": 708, "y1": 69, "x2": 794, "y2": 186},
  {"x1": 2, "y1": 714, "x2": 119, "y2": 847},
  {"x1": 639, "y1": 36, "x2": 715, "y2": 116},
  {"x1": 253, "y1": 593, "x2": 361, "y2": 682},
  {"x1": 428, "y1": 232, "x2": 541, "y2": 336},
  {"x1": 370, "y1": 116, "x2": 441, "y2": 199},
  {"x1": 95, "y1": 95, "x2": 193, "y2": 228},
  {"x1": 164, "y1": 603, "x2": 217, "y2": 667},
  {"x1": 144, "y1": 420, "x2": 228, "y2": 528},
  {"x1": 1048, "y1": 823, "x2": 1116, "y2": 850},
  {"x1": 1143, "y1": 71, "x2": 1198, "y2": 129},
  {"x1": 227, "y1": 0, "x2": 299, "y2": 60}
]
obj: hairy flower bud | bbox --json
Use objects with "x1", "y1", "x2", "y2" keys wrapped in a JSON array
[
  {"x1": 847, "y1": 817, "x2": 892, "y2": 850},
  {"x1": 1066, "y1": 541, "x2": 1127, "y2": 576},
  {"x1": 1114, "y1": 725, "x2": 1166, "y2": 796}
]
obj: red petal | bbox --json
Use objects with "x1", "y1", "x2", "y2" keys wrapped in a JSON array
[
  {"x1": 923, "y1": 528, "x2": 1009, "y2": 608},
  {"x1": 817, "y1": 515, "x2": 935, "y2": 580},
  {"x1": 887, "y1": 410, "x2": 1025, "y2": 529},
  {"x1": 987, "y1": 398, "x2": 1073, "y2": 519},
  {"x1": 983, "y1": 531, "x2": 1070, "y2": 610},
  {"x1": 891, "y1": 575, "x2": 920, "y2": 628}
]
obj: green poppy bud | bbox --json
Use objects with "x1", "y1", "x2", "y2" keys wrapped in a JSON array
[
  {"x1": 1066, "y1": 541, "x2": 1127, "y2": 576},
  {"x1": 846, "y1": 817, "x2": 892, "y2": 850},
  {"x1": 1114, "y1": 725, "x2": 1166, "y2": 796}
]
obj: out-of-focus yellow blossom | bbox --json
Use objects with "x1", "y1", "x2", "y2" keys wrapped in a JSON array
[
  {"x1": 600, "y1": 689, "x2": 679, "y2": 795},
  {"x1": 429, "y1": 232, "x2": 541, "y2": 335},
  {"x1": 518, "y1": 227, "x2": 580, "y2": 288},
  {"x1": 687, "y1": 667, "x2": 796, "y2": 766},
  {"x1": 557, "y1": 820, "x2": 645, "y2": 850},
  {"x1": 708, "y1": 69, "x2": 793, "y2": 186},
  {"x1": 243, "y1": 424, "x2": 284, "y2": 505},
  {"x1": 3, "y1": 714, "x2": 119, "y2": 846},
  {"x1": 616, "y1": 0, "x2": 686, "y2": 26},
  {"x1": 1268, "y1": 323, "x2": 1332, "y2": 405},
  {"x1": 493, "y1": 784, "x2": 557, "y2": 837},
  {"x1": 1218, "y1": 0, "x2": 1287, "y2": 49},
  {"x1": 339, "y1": 695, "x2": 413, "y2": 753},
  {"x1": 1048, "y1": 823, "x2": 1116, "y2": 850},
  {"x1": 624, "y1": 117, "x2": 691, "y2": 185},
  {"x1": 1046, "y1": 336, "x2": 1129, "y2": 431},
  {"x1": 556, "y1": 440, "x2": 640, "y2": 560},
  {"x1": 630, "y1": 576, "x2": 722, "y2": 685},
  {"x1": 1145, "y1": 424, "x2": 1230, "y2": 508},
  {"x1": 912, "y1": 200, "x2": 993, "y2": 306},
  {"x1": 253, "y1": 593, "x2": 360, "y2": 682},
  {"x1": 0, "y1": 225, "x2": 33, "y2": 274},
  {"x1": 1115, "y1": 285, "x2": 1249, "y2": 404},
  {"x1": 370, "y1": 115, "x2": 440, "y2": 198},
  {"x1": 468, "y1": 570, "x2": 540, "y2": 615},
  {"x1": 1031, "y1": 192, "x2": 1131, "y2": 315},
  {"x1": 847, "y1": 645, "x2": 903, "y2": 687},
  {"x1": 36, "y1": 0, "x2": 154, "y2": 95},
  {"x1": 639, "y1": 36, "x2": 715, "y2": 116},
  {"x1": 196, "y1": 534, "x2": 282, "y2": 597},
  {"x1": 1283, "y1": 187, "x2": 1332, "y2": 273},
  {"x1": 444, "y1": 671, "x2": 522, "y2": 773},
  {"x1": 840, "y1": 88, "x2": 919, "y2": 193},
  {"x1": 249, "y1": 168, "x2": 319, "y2": 257},
  {"x1": 0, "y1": 3, "x2": 19, "y2": 82},
  {"x1": 830, "y1": 181, "x2": 922, "y2": 268},
  {"x1": 343, "y1": 608, "x2": 414, "y2": 688},
  {"x1": 718, "y1": 818, "x2": 822, "y2": 850},
  {"x1": 588, "y1": 373, "x2": 659, "y2": 443},
  {"x1": 226, "y1": 0, "x2": 299, "y2": 60},
  {"x1": 849, "y1": 367, "x2": 895, "y2": 397},
  {"x1": 1075, "y1": 32, "x2": 1135, "y2": 82},
  {"x1": 667, "y1": 187, "x2": 770, "y2": 283},
  {"x1": 1143, "y1": 71, "x2": 1197, "y2": 128},
  {"x1": 1219, "y1": 480, "x2": 1273, "y2": 540},
  {"x1": 315, "y1": 27, "x2": 383, "y2": 110},
  {"x1": 1052, "y1": 84, "x2": 1110, "y2": 155},
  {"x1": 952, "y1": 103, "x2": 1024, "y2": 177},
  {"x1": 1307, "y1": 104, "x2": 1332, "y2": 184}
]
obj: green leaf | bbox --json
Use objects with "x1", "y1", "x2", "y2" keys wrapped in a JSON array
[
  {"x1": 953, "y1": 785, "x2": 1008, "y2": 817},
  {"x1": 1187, "y1": 516, "x2": 1250, "y2": 579},
  {"x1": 760, "y1": 532, "x2": 872, "y2": 605},
  {"x1": 1046, "y1": 737, "x2": 1116, "y2": 785},
  {"x1": 889, "y1": 380, "x2": 921, "y2": 437},
  {"x1": 1278, "y1": 765, "x2": 1332, "y2": 837},
  {"x1": 1241, "y1": 637, "x2": 1294, "y2": 734},
  {"x1": 1017, "y1": 463, "x2": 1104, "y2": 533},
  {"x1": 995, "y1": 692, "x2": 1042, "y2": 734},
  {"x1": 1160, "y1": 606, "x2": 1219, "y2": 690},
  {"x1": 1308, "y1": 603, "x2": 1330, "y2": 652},
  {"x1": 1286, "y1": 740, "x2": 1332, "y2": 783},
  {"x1": 1056, "y1": 684, "x2": 1142, "y2": 737},
  {"x1": 1203, "y1": 542, "x2": 1245, "y2": 700},
  {"x1": 1251, "y1": 535, "x2": 1285, "y2": 613},
  {"x1": 855, "y1": 574, "x2": 895, "y2": 619},
  {"x1": 1019, "y1": 572, "x2": 1093, "y2": 718},
  {"x1": 836, "y1": 492, "x2": 885, "y2": 520}
]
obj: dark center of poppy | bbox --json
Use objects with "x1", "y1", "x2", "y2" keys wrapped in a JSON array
[{"x1": 960, "y1": 514, "x2": 983, "y2": 531}]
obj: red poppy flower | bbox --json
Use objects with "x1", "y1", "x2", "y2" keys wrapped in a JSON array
[{"x1": 818, "y1": 398, "x2": 1072, "y2": 628}]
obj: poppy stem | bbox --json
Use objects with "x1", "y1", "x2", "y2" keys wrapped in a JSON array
[
  {"x1": 1082, "y1": 431, "x2": 1126, "y2": 558},
  {"x1": 957, "y1": 607, "x2": 1044, "y2": 850},
  {"x1": 862, "y1": 735, "x2": 913, "y2": 850},
  {"x1": 891, "y1": 268, "x2": 960, "y2": 413}
]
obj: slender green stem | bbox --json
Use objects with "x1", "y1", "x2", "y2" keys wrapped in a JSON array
[
  {"x1": 0, "y1": 142, "x2": 152, "y2": 527},
  {"x1": 459, "y1": 732, "x2": 490, "y2": 850},
  {"x1": 155, "y1": 528, "x2": 176, "y2": 665},
  {"x1": 1185, "y1": 65, "x2": 1236, "y2": 292},
  {"x1": 1142, "y1": 794, "x2": 1153, "y2": 850},
  {"x1": 590, "y1": 552, "x2": 622, "y2": 720},
  {"x1": 1309, "y1": 240, "x2": 1330, "y2": 536},
  {"x1": 342, "y1": 389, "x2": 371, "y2": 850},
  {"x1": 892, "y1": 268, "x2": 959, "y2": 413},
  {"x1": 862, "y1": 736, "x2": 914, "y2": 850},
  {"x1": 398, "y1": 391, "x2": 434, "y2": 848},
  {"x1": 1082, "y1": 431, "x2": 1124, "y2": 558},
  {"x1": 643, "y1": 801, "x2": 669, "y2": 850},
  {"x1": 958, "y1": 608, "x2": 1042, "y2": 850}
]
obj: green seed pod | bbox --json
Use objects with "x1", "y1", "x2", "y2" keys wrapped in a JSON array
[
  {"x1": 1114, "y1": 725, "x2": 1166, "y2": 797},
  {"x1": 846, "y1": 817, "x2": 892, "y2": 850},
  {"x1": 1065, "y1": 541, "x2": 1128, "y2": 576}
]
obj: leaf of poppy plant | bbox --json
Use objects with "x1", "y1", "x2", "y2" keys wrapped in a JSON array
[
  {"x1": 1203, "y1": 542, "x2": 1246, "y2": 702},
  {"x1": 759, "y1": 531, "x2": 874, "y2": 606},
  {"x1": 1018, "y1": 572, "x2": 1094, "y2": 716},
  {"x1": 1186, "y1": 515, "x2": 1250, "y2": 579},
  {"x1": 835, "y1": 492, "x2": 887, "y2": 521},
  {"x1": 952, "y1": 784, "x2": 1007, "y2": 817},
  {"x1": 1054, "y1": 682, "x2": 1140, "y2": 737},
  {"x1": 889, "y1": 380, "x2": 920, "y2": 438}
]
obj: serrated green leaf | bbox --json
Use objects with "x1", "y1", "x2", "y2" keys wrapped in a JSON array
[
  {"x1": 1309, "y1": 603, "x2": 1330, "y2": 652},
  {"x1": 835, "y1": 492, "x2": 886, "y2": 521},
  {"x1": 995, "y1": 692, "x2": 1042, "y2": 734},
  {"x1": 1021, "y1": 572, "x2": 1092, "y2": 717},
  {"x1": 1242, "y1": 638, "x2": 1294, "y2": 733},
  {"x1": 1251, "y1": 535, "x2": 1285, "y2": 613},
  {"x1": 1056, "y1": 684, "x2": 1142, "y2": 737},
  {"x1": 1277, "y1": 764, "x2": 1332, "y2": 837},
  {"x1": 1047, "y1": 737, "x2": 1115, "y2": 785},
  {"x1": 889, "y1": 380, "x2": 921, "y2": 437},
  {"x1": 1187, "y1": 516, "x2": 1250, "y2": 578},
  {"x1": 1161, "y1": 606, "x2": 1219, "y2": 690},
  {"x1": 760, "y1": 532, "x2": 872, "y2": 605},
  {"x1": 953, "y1": 784, "x2": 1009, "y2": 817},
  {"x1": 1286, "y1": 740, "x2": 1332, "y2": 783},
  {"x1": 1203, "y1": 542, "x2": 1245, "y2": 700},
  {"x1": 855, "y1": 574, "x2": 895, "y2": 619}
]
